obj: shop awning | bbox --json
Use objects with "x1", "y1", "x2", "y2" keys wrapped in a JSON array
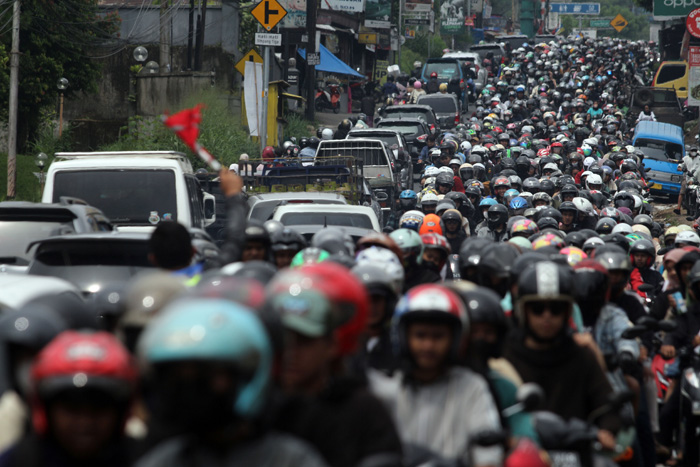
[{"x1": 298, "y1": 44, "x2": 364, "y2": 78}]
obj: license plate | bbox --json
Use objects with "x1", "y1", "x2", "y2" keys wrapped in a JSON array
[
  {"x1": 549, "y1": 451, "x2": 581, "y2": 467},
  {"x1": 650, "y1": 183, "x2": 662, "y2": 190}
]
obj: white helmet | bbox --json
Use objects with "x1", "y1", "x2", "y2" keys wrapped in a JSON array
[
  {"x1": 421, "y1": 192, "x2": 439, "y2": 206},
  {"x1": 355, "y1": 245, "x2": 402, "y2": 267},
  {"x1": 439, "y1": 166, "x2": 454, "y2": 174},
  {"x1": 675, "y1": 230, "x2": 700, "y2": 247},
  {"x1": 460, "y1": 141, "x2": 472, "y2": 153},
  {"x1": 572, "y1": 197, "x2": 594, "y2": 216},
  {"x1": 471, "y1": 145, "x2": 487, "y2": 156},
  {"x1": 612, "y1": 223, "x2": 632, "y2": 235},
  {"x1": 423, "y1": 176, "x2": 436, "y2": 187},
  {"x1": 586, "y1": 173, "x2": 603, "y2": 189},
  {"x1": 583, "y1": 157, "x2": 597, "y2": 169},
  {"x1": 583, "y1": 236, "x2": 604, "y2": 250},
  {"x1": 424, "y1": 166, "x2": 440, "y2": 177},
  {"x1": 583, "y1": 138, "x2": 598, "y2": 147},
  {"x1": 321, "y1": 128, "x2": 334, "y2": 140}
]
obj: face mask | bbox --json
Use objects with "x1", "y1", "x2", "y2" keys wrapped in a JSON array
[{"x1": 424, "y1": 260, "x2": 442, "y2": 274}]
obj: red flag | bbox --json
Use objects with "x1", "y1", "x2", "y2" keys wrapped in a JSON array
[
  {"x1": 163, "y1": 105, "x2": 202, "y2": 151},
  {"x1": 162, "y1": 105, "x2": 221, "y2": 171}
]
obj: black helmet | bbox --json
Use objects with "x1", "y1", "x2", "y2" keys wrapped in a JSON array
[
  {"x1": 633, "y1": 214, "x2": 653, "y2": 231},
  {"x1": 245, "y1": 222, "x2": 271, "y2": 245},
  {"x1": 516, "y1": 261, "x2": 575, "y2": 322},
  {"x1": 339, "y1": 119, "x2": 352, "y2": 131},
  {"x1": 558, "y1": 201, "x2": 578, "y2": 214},
  {"x1": 560, "y1": 184, "x2": 579, "y2": 199},
  {"x1": 459, "y1": 165, "x2": 474, "y2": 181},
  {"x1": 629, "y1": 239, "x2": 655, "y2": 266},
  {"x1": 441, "y1": 208, "x2": 463, "y2": 224},
  {"x1": 459, "y1": 239, "x2": 495, "y2": 282},
  {"x1": 311, "y1": 227, "x2": 355, "y2": 256},
  {"x1": 595, "y1": 218, "x2": 617, "y2": 235},
  {"x1": 538, "y1": 207, "x2": 562, "y2": 224},
  {"x1": 477, "y1": 244, "x2": 520, "y2": 297},
  {"x1": 271, "y1": 227, "x2": 307, "y2": 252},
  {"x1": 487, "y1": 204, "x2": 509, "y2": 231},
  {"x1": 564, "y1": 231, "x2": 587, "y2": 248},
  {"x1": 522, "y1": 177, "x2": 541, "y2": 193},
  {"x1": 540, "y1": 179, "x2": 555, "y2": 196},
  {"x1": 537, "y1": 216, "x2": 559, "y2": 231},
  {"x1": 224, "y1": 260, "x2": 278, "y2": 285},
  {"x1": 613, "y1": 192, "x2": 635, "y2": 210},
  {"x1": 436, "y1": 172, "x2": 455, "y2": 189},
  {"x1": 572, "y1": 260, "x2": 610, "y2": 324},
  {"x1": 595, "y1": 246, "x2": 632, "y2": 272}
]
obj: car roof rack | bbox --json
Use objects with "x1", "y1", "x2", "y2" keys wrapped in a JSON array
[{"x1": 54, "y1": 151, "x2": 188, "y2": 160}]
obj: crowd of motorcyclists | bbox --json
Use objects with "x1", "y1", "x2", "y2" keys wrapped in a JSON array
[{"x1": 1, "y1": 35, "x2": 700, "y2": 467}]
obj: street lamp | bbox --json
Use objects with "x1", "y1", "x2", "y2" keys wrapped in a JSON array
[
  {"x1": 57, "y1": 78, "x2": 69, "y2": 137},
  {"x1": 34, "y1": 152, "x2": 48, "y2": 194}
]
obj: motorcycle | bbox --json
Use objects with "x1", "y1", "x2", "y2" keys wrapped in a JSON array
[{"x1": 315, "y1": 83, "x2": 341, "y2": 113}]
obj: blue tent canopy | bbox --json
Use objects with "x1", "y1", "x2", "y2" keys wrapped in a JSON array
[{"x1": 298, "y1": 44, "x2": 364, "y2": 78}]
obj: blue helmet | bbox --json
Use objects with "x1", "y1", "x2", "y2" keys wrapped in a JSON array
[
  {"x1": 509, "y1": 196, "x2": 528, "y2": 210},
  {"x1": 504, "y1": 188, "x2": 520, "y2": 198},
  {"x1": 138, "y1": 298, "x2": 272, "y2": 418},
  {"x1": 400, "y1": 189, "x2": 418, "y2": 200},
  {"x1": 479, "y1": 198, "x2": 498, "y2": 207},
  {"x1": 516, "y1": 85, "x2": 525, "y2": 93}
]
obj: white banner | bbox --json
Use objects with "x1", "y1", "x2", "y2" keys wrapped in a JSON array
[
  {"x1": 244, "y1": 61, "x2": 263, "y2": 137},
  {"x1": 321, "y1": 0, "x2": 365, "y2": 13}
]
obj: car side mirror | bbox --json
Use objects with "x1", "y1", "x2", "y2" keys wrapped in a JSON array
[{"x1": 203, "y1": 193, "x2": 216, "y2": 226}]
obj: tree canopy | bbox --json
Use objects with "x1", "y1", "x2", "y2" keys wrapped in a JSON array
[{"x1": 0, "y1": 0, "x2": 119, "y2": 148}]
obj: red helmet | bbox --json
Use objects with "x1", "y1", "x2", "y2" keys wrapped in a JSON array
[
  {"x1": 262, "y1": 145, "x2": 276, "y2": 161},
  {"x1": 550, "y1": 141, "x2": 563, "y2": 148},
  {"x1": 537, "y1": 148, "x2": 550, "y2": 157},
  {"x1": 420, "y1": 233, "x2": 451, "y2": 268},
  {"x1": 267, "y1": 262, "x2": 368, "y2": 356},
  {"x1": 430, "y1": 72, "x2": 438, "y2": 78},
  {"x1": 31, "y1": 331, "x2": 137, "y2": 435},
  {"x1": 393, "y1": 284, "x2": 468, "y2": 360},
  {"x1": 494, "y1": 177, "x2": 511, "y2": 189}
]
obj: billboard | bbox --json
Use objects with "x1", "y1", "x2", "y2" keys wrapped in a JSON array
[
  {"x1": 654, "y1": 0, "x2": 700, "y2": 20},
  {"x1": 365, "y1": 0, "x2": 391, "y2": 28},
  {"x1": 689, "y1": 46, "x2": 700, "y2": 107},
  {"x1": 321, "y1": 0, "x2": 366, "y2": 13},
  {"x1": 440, "y1": 0, "x2": 466, "y2": 34},
  {"x1": 278, "y1": 0, "x2": 306, "y2": 28}
]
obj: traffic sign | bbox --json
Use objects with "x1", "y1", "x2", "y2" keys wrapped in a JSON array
[
  {"x1": 590, "y1": 19, "x2": 613, "y2": 28},
  {"x1": 251, "y1": 0, "x2": 287, "y2": 31},
  {"x1": 550, "y1": 3, "x2": 600, "y2": 14},
  {"x1": 255, "y1": 33, "x2": 282, "y2": 46},
  {"x1": 307, "y1": 53, "x2": 320, "y2": 66},
  {"x1": 688, "y1": 8, "x2": 700, "y2": 38},
  {"x1": 235, "y1": 49, "x2": 263, "y2": 76},
  {"x1": 610, "y1": 13, "x2": 628, "y2": 33}
]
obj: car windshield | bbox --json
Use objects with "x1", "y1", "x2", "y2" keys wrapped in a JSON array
[
  {"x1": 424, "y1": 62, "x2": 460, "y2": 80},
  {"x1": 52, "y1": 170, "x2": 177, "y2": 225},
  {"x1": 0, "y1": 221, "x2": 72, "y2": 264},
  {"x1": 384, "y1": 109, "x2": 434, "y2": 124},
  {"x1": 347, "y1": 133, "x2": 399, "y2": 148},
  {"x1": 377, "y1": 123, "x2": 423, "y2": 136},
  {"x1": 634, "y1": 138, "x2": 683, "y2": 161},
  {"x1": 417, "y1": 97, "x2": 457, "y2": 113},
  {"x1": 470, "y1": 47, "x2": 499, "y2": 60},
  {"x1": 280, "y1": 212, "x2": 374, "y2": 229}
]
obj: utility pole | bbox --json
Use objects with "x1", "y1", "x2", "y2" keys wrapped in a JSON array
[
  {"x1": 194, "y1": 0, "x2": 207, "y2": 71},
  {"x1": 305, "y1": 0, "x2": 317, "y2": 121},
  {"x1": 398, "y1": 0, "x2": 402, "y2": 66},
  {"x1": 7, "y1": 0, "x2": 20, "y2": 199},
  {"x1": 187, "y1": 0, "x2": 195, "y2": 70},
  {"x1": 160, "y1": 0, "x2": 171, "y2": 72}
]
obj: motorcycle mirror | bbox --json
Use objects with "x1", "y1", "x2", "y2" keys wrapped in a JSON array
[
  {"x1": 658, "y1": 320, "x2": 677, "y2": 333},
  {"x1": 516, "y1": 382, "x2": 545, "y2": 412},
  {"x1": 470, "y1": 430, "x2": 507, "y2": 447},
  {"x1": 621, "y1": 325, "x2": 647, "y2": 339}
]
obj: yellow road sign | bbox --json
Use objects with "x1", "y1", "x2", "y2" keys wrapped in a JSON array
[
  {"x1": 251, "y1": 0, "x2": 287, "y2": 31},
  {"x1": 235, "y1": 49, "x2": 263, "y2": 76},
  {"x1": 610, "y1": 14, "x2": 628, "y2": 33}
]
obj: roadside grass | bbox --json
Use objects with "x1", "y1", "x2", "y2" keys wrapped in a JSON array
[{"x1": 0, "y1": 153, "x2": 50, "y2": 201}]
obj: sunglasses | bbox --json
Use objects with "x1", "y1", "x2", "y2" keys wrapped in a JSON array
[{"x1": 527, "y1": 301, "x2": 569, "y2": 317}]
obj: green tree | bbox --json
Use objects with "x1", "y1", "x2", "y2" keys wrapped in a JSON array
[{"x1": 0, "y1": 0, "x2": 119, "y2": 150}]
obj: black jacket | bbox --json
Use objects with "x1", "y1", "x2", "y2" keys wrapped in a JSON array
[{"x1": 274, "y1": 377, "x2": 402, "y2": 467}]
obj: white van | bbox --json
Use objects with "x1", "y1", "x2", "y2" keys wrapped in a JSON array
[{"x1": 41, "y1": 151, "x2": 216, "y2": 233}]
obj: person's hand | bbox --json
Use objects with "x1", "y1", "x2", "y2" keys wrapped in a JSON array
[
  {"x1": 597, "y1": 429, "x2": 617, "y2": 452},
  {"x1": 661, "y1": 345, "x2": 676, "y2": 359},
  {"x1": 693, "y1": 335, "x2": 700, "y2": 347},
  {"x1": 219, "y1": 168, "x2": 243, "y2": 197}
]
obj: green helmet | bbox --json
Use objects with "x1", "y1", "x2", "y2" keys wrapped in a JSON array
[
  {"x1": 389, "y1": 228, "x2": 424, "y2": 266},
  {"x1": 290, "y1": 247, "x2": 330, "y2": 267}
]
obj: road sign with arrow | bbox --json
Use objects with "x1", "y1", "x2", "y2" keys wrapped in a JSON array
[{"x1": 252, "y1": 0, "x2": 287, "y2": 31}]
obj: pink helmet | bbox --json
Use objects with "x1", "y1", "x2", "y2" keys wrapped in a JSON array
[{"x1": 414, "y1": 81, "x2": 422, "y2": 89}]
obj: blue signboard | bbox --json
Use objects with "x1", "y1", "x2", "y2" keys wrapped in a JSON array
[{"x1": 550, "y1": 3, "x2": 600, "y2": 14}]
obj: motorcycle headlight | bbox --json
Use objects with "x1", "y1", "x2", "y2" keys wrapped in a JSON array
[{"x1": 685, "y1": 368, "x2": 700, "y2": 389}]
